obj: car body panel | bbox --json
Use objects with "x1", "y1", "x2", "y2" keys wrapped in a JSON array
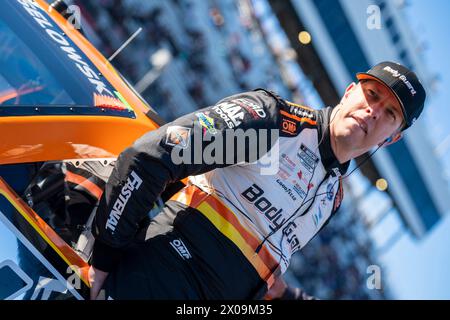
[
  {"x1": 0, "y1": 177, "x2": 89, "y2": 299},
  {"x1": 0, "y1": 0, "x2": 167, "y2": 299},
  {"x1": 0, "y1": 0, "x2": 160, "y2": 165}
]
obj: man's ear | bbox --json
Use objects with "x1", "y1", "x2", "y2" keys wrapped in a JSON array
[
  {"x1": 344, "y1": 82, "x2": 356, "y2": 96},
  {"x1": 379, "y1": 132, "x2": 403, "y2": 147},
  {"x1": 339, "y1": 82, "x2": 357, "y2": 105}
]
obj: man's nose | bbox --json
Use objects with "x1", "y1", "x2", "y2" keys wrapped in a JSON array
[
  {"x1": 366, "y1": 95, "x2": 392, "y2": 120},
  {"x1": 365, "y1": 104, "x2": 381, "y2": 120}
]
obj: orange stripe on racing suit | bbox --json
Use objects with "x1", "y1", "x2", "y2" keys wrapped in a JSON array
[
  {"x1": 170, "y1": 184, "x2": 280, "y2": 288},
  {"x1": 279, "y1": 110, "x2": 317, "y2": 126},
  {"x1": 285, "y1": 101, "x2": 315, "y2": 112}
]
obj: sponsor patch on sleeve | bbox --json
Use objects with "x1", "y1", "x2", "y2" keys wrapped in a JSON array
[
  {"x1": 281, "y1": 117, "x2": 297, "y2": 135},
  {"x1": 279, "y1": 102, "x2": 316, "y2": 136},
  {"x1": 297, "y1": 144, "x2": 319, "y2": 173},
  {"x1": 286, "y1": 102, "x2": 315, "y2": 120},
  {"x1": 233, "y1": 98, "x2": 266, "y2": 119},
  {"x1": 165, "y1": 126, "x2": 191, "y2": 149},
  {"x1": 195, "y1": 112, "x2": 217, "y2": 136},
  {"x1": 212, "y1": 98, "x2": 266, "y2": 128}
]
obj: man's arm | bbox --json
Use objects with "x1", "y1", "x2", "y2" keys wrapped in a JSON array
[
  {"x1": 90, "y1": 89, "x2": 283, "y2": 273},
  {"x1": 264, "y1": 276, "x2": 317, "y2": 300}
]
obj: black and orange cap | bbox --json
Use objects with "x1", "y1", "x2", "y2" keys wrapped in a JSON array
[{"x1": 357, "y1": 61, "x2": 426, "y2": 130}]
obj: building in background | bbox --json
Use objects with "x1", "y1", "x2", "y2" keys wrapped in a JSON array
[
  {"x1": 70, "y1": 0, "x2": 448, "y2": 299},
  {"x1": 283, "y1": 0, "x2": 450, "y2": 240}
]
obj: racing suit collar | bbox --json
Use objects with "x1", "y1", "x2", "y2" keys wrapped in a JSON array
[{"x1": 316, "y1": 107, "x2": 350, "y2": 176}]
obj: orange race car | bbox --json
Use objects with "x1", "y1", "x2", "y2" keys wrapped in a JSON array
[{"x1": 0, "y1": 0, "x2": 164, "y2": 300}]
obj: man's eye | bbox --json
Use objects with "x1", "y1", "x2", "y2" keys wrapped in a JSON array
[
  {"x1": 367, "y1": 89, "x2": 377, "y2": 98},
  {"x1": 388, "y1": 109, "x2": 396, "y2": 120}
]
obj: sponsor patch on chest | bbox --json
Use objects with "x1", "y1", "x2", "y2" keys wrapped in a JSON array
[{"x1": 297, "y1": 144, "x2": 319, "y2": 173}]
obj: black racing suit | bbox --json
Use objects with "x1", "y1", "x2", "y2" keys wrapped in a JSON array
[{"x1": 91, "y1": 89, "x2": 349, "y2": 299}]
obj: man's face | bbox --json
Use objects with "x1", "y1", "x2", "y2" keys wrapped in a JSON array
[{"x1": 331, "y1": 80, "x2": 404, "y2": 156}]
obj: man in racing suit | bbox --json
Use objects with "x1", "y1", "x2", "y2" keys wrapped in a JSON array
[{"x1": 89, "y1": 61, "x2": 427, "y2": 299}]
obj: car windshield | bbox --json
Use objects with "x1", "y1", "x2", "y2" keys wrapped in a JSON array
[
  {"x1": 0, "y1": 2, "x2": 127, "y2": 111},
  {"x1": 0, "y1": 21, "x2": 75, "y2": 105},
  {"x1": 0, "y1": 19, "x2": 76, "y2": 106}
]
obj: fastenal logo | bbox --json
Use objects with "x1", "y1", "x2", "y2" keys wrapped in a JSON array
[
  {"x1": 170, "y1": 239, "x2": 192, "y2": 260},
  {"x1": 105, "y1": 171, "x2": 143, "y2": 232}
]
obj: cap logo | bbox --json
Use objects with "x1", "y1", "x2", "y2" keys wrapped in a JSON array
[
  {"x1": 383, "y1": 66, "x2": 417, "y2": 96},
  {"x1": 383, "y1": 66, "x2": 401, "y2": 78}
]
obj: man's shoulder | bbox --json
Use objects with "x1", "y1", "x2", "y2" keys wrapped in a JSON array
[
  {"x1": 213, "y1": 89, "x2": 320, "y2": 135},
  {"x1": 218, "y1": 88, "x2": 317, "y2": 113},
  {"x1": 264, "y1": 94, "x2": 318, "y2": 136},
  {"x1": 283, "y1": 100, "x2": 317, "y2": 117},
  {"x1": 252, "y1": 89, "x2": 317, "y2": 116}
]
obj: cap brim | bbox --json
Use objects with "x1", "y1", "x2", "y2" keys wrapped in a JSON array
[{"x1": 356, "y1": 72, "x2": 408, "y2": 126}]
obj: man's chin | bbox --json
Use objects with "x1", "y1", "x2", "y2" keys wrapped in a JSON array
[
  {"x1": 337, "y1": 131, "x2": 369, "y2": 149},
  {"x1": 336, "y1": 126, "x2": 362, "y2": 141}
]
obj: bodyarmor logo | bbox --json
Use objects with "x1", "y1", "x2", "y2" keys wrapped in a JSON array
[
  {"x1": 105, "y1": 171, "x2": 143, "y2": 232},
  {"x1": 282, "y1": 221, "x2": 300, "y2": 252},
  {"x1": 241, "y1": 184, "x2": 286, "y2": 231}
]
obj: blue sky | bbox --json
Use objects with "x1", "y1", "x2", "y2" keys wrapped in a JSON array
[{"x1": 378, "y1": 0, "x2": 450, "y2": 299}]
